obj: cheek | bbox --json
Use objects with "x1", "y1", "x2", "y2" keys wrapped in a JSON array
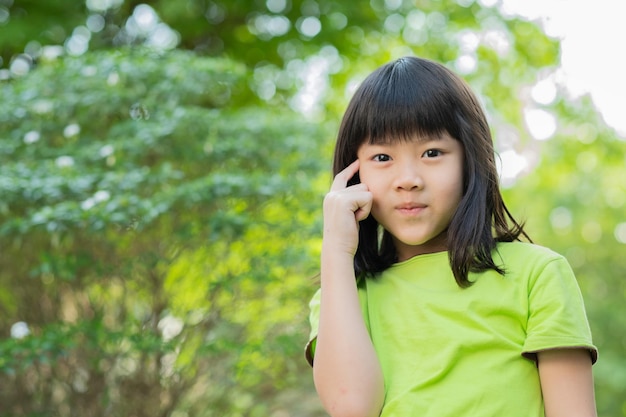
[
  {"x1": 362, "y1": 178, "x2": 386, "y2": 204},
  {"x1": 449, "y1": 179, "x2": 465, "y2": 212},
  {"x1": 360, "y1": 177, "x2": 384, "y2": 215},
  {"x1": 448, "y1": 160, "x2": 465, "y2": 198},
  {"x1": 356, "y1": 167, "x2": 377, "y2": 189},
  {"x1": 453, "y1": 176, "x2": 464, "y2": 198},
  {"x1": 437, "y1": 173, "x2": 464, "y2": 210}
]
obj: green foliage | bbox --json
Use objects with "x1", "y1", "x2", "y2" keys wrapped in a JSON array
[
  {"x1": 0, "y1": 1, "x2": 86, "y2": 61},
  {"x1": 0, "y1": 48, "x2": 327, "y2": 416},
  {"x1": 2, "y1": 1, "x2": 560, "y2": 127}
]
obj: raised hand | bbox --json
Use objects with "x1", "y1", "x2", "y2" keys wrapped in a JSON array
[
  {"x1": 322, "y1": 160, "x2": 373, "y2": 256},
  {"x1": 315, "y1": 160, "x2": 385, "y2": 417}
]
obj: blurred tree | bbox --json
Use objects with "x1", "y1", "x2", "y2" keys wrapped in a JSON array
[
  {"x1": 0, "y1": 0, "x2": 624, "y2": 416},
  {"x1": 0, "y1": 49, "x2": 329, "y2": 415},
  {"x1": 2, "y1": 1, "x2": 557, "y2": 121}
]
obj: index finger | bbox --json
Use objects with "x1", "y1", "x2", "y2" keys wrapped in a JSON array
[{"x1": 330, "y1": 159, "x2": 360, "y2": 191}]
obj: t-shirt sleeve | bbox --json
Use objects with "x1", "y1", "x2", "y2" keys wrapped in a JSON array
[
  {"x1": 304, "y1": 282, "x2": 371, "y2": 367},
  {"x1": 522, "y1": 255, "x2": 598, "y2": 363},
  {"x1": 304, "y1": 288, "x2": 321, "y2": 367}
]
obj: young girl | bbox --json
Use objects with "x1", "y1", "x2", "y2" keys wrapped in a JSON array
[{"x1": 305, "y1": 56, "x2": 597, "y2": 417}]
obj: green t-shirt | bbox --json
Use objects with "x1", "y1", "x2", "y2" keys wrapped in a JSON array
[{"x1": 306, "y1": 242, "x2": 596, "y2": 417}]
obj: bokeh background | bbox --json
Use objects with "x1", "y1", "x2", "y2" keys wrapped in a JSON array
[{"x1": 0, "y1": 1, "x2": 624, "y2": 416}]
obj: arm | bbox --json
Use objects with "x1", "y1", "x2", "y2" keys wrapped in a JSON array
[
  {"x1": 538, "y1": 349, "x2": 597, "y2": 417},
  {"x1": 313, "y1": 160, "x2": 385, "y2": 417}
]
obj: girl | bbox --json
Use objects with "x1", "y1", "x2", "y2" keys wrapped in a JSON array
[{"x1": 306, "y1": 56, "x2": 597, "y2": 417}]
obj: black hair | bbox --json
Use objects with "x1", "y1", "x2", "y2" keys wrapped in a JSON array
[{"x1": 333, "y1": 56, "x2": 530, "y2": 287}]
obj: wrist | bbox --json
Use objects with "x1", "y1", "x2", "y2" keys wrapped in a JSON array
[
  {"x1": 321, "y1": 246, "x2": 356, "y2": 283},
  {"x1": 321, "y1": 241, "x2": 357, "y2": 259}
]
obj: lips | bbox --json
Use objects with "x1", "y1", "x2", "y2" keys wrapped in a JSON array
[
  {"x1": 395, "y1": 202, "x2": 427, "y2": 215},
  {"x1": 396, "y1": 202, "x2": 427, "y2": 210}
]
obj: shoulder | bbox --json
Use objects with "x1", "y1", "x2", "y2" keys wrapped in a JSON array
[
  {"x1": 494, "y1": 241, "x2": 566, "y2": 269},
  {"x1": 493, "y1": 242, "x2": 579, "y2": 290}
]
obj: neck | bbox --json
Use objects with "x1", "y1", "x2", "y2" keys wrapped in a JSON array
[{"x1": 393, "y1": 232, "x2": 448, "y2": 262}]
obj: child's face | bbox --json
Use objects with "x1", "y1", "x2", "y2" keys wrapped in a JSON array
[{"x1": 357, "y1": 133, "x2": 464, "y2": 261}]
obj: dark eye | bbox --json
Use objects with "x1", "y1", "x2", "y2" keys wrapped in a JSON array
[
  {"x1": 373, "y1": 154, "x2": 391, "y2": 162},
  {"x1": 423, "y1": 149, "x2": 442, "y2": 158}
]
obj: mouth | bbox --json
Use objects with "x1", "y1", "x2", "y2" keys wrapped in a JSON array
[{"x1": 396, "y1": 202, "x2": 427, "y2": 215}]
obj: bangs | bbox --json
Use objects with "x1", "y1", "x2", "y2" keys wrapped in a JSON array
[
  {"x1": 363, "y1": 97, "x2": 450, "y2": 145},
  {"x1": 345, "y1": 57, "x2": 463, "y2": 146}
]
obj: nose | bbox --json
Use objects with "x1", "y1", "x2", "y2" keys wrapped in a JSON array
[{"x1": 393, "y1": 162, "x2": 424, "y2": 191}]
